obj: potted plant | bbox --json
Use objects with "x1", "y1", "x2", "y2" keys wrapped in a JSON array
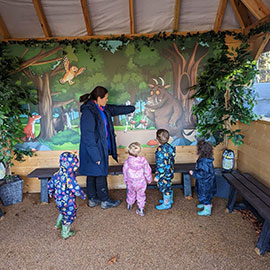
[{"x1": 0, "y1": 44, "x2": 36, "y2": 205}]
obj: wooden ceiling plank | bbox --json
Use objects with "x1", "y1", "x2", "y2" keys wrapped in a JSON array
[
  {"x1": 240, "y1": 0, "x2": 270, "y2": 20},
  {"x1": 0, "y1": 15, "x2": 11, "y2": 39},
  {"x1": 32, "y1": 0, "x2": 51, "y2": 37},
  {"x1": 214, "y1": 0, "x2": 228, "y2": 32},
  {"x1": 80, "y1": 0, "x2": 92, "y2": 36},
  {"x1": 244, "y1": 13, "x2": 270, "y2": 35},
  {"x1": 173, "y1": 0, "x2": 181, "y2": 32},
  {"x1": 129, "y1": 0, "x2": 135, "y2": 34}
]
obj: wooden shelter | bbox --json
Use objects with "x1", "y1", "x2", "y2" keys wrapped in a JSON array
[{"x1": 1, "y1": 0, "x2": 270, "y2": 192}]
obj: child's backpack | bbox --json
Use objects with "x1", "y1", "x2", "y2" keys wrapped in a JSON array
[{"x1": 222, "y1": 149, "x2": 235, "y2": 172}]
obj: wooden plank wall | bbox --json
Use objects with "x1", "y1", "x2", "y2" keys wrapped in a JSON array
[
  {"x1": 238, "y1": 120, "x2": 270, "y2": 187},
  {"x1": 12, "y1": 144, "x2": 236, "y2": 193}
]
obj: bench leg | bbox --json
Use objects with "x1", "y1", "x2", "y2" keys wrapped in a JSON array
[
  {"x1": 256, "y1": 220, "x2": 270, "y2": 256},
  {"x1": 40, "y1": 177, "x2": 49, "y2": 204},
  {"x1": 227, "y1": 185, "x2": 237, "y2": 213},
  {"x1": 182, "y1": 173, "x2": 192, "y2": 199}
]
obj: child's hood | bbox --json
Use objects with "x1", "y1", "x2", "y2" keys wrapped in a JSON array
[
  {"x1": 59, "y1": 152, "x2": 79, "y2": 173},
  {"x1": 126, "y1": 155, "x2": 147, "y2": 169}
]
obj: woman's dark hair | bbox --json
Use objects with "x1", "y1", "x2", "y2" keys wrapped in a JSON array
[
  {"x1": 197, "y1": 138, "x2": 213, "y2": 159},
  {"x1": 79, "y1": 86, "x2": 108, "y2": 103}
]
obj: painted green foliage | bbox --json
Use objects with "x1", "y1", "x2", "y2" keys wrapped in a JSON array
[
  {"x1": 2, "y1": 24, "x2": 269, "y2": 152},
  {"x1": 5, "y1": 37, "x2": 211, "y2": 150}
]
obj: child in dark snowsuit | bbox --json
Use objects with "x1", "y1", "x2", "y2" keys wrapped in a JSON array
[
  {"x1": 189, "y1": 138, "x2": 216, "y2": 216},
  {"x1": 154, "y1": 129, "x2": 176, "y2": 210},
  {"x1": 48, "y1": 152, "x2": 86, "y2": 239}
]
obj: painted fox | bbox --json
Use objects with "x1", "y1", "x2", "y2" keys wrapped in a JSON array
[{"x1": 23, "y1": 115, "x2": 41, "y2": 141}]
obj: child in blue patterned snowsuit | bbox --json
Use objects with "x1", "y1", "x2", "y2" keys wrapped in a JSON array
[
  {"x1": 154, "y1": 129, "x2": 176, "y2": 210},
  {"x1": 189, "y1": 138, "x2": 216, "y2": 216},
  {"x1": 48, "y1": 152, "x2": 86, "y2": 239}
]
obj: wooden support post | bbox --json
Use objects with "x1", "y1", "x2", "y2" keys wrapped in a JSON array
[{"x1": 40, "y1": 177, "x2": 49, "y2": 204}]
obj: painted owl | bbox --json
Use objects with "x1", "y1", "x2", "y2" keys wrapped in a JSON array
[{"x1": 59, "y1": 56, "x2": 86, "y2": 85}]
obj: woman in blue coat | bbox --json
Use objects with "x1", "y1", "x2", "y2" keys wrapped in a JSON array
[{"x1": 79, "y1": 86, "x2": 135, "y2": 209}]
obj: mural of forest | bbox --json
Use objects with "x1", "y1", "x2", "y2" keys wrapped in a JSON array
[{"x1": 9, "y1": 37, "x2": 212, "y2": 151}]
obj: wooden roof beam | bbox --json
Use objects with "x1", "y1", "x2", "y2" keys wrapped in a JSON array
[
  {"x1": 244, "y1": 13, "x2": 270, "y2": 35},
  {"x1": 248, "y1": 32, "x2": 270, "y2": 59},
  {"x1": 2, "y1": 29, "x2": 242, "y2": 43},
  {"x1": 240, "y1": 0, "x2": 270, "y2": 20},
  {"x1": 32, "y1": 0, "x2": 51, "y2": 37},
  {"x1": 80, "y1": 0, "x2": 92, "y2": 36},
  {"x1": 129, "y1": 0, "x2": 134, "y2": 34},
  {"x1": 230, "y1": 0, "x2": 252, "y2": 30},
  {"x1": 254, "y1": 33, "x2": 270, "y2": 59},
  {"x1": 173, "y1": 0, "x2": 181, "y2": 32},
  {"x1": 214, "y1": 0, "x2": 227, "y2": 32},
  {"x1": 0, "y1": 15, "x2": 11, "y2": 39}
]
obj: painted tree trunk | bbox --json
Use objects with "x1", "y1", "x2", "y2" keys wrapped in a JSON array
[
  {"x1": 113, "y1": 116, "x2": 120, "y2": 126},
  {"x1": 164, "y1": 43, "x2": 207, "y2": 129},
  {"x1": 36, "y1": 73, "x2": 55, "y2": 140}
]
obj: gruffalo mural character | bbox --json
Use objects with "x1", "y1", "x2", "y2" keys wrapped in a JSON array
[{"x1": 144, "y1": 77, "x2": 188, "y2": 142}]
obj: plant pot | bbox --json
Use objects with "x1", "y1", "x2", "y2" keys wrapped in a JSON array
[{"x1": 0, "y1": 175, "x2": 24, "y2": 206}]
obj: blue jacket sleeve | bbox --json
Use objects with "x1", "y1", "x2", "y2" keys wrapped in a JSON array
[
  {"x1": 80, "y1": 108, "x2": 102, "y2": 163},
  {"x1": 192, "y1": 160, "x2": 209, "y2": 181},
  {"x1": 105, "y1": 104, "x2": 135, "y2": 116},
  {"x1": 47, "y1": 175, "x2": 56, "y2": 196},
  {"x1": 155, "y1": 148, "x2": 165, "y2": 180},
  {"x1": 70, "y1": 177, "x2": 86, "y2": 199}
]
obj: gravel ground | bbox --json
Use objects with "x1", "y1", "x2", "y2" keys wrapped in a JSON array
[{"x1": 0, "y1": 189, "x2": 270, "y2": 270}]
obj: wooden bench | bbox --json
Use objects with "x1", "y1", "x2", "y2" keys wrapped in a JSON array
[
  {"x1": 27, "y1": 163, "x2": 195, "y2": 204},
  {"x1": 223, "y1": 171, "x2": 270, "y2": 256}
]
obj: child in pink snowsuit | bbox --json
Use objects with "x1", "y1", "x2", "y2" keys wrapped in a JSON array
[{"x1": 123, "y1": 142, "x2": 153, "y2": 216}]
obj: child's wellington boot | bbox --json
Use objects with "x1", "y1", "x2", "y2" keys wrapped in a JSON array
[
  {"x1": 55, "y1": 214, "x2": 63, "y2": 229},
  {"x1": 136, "y1": 208, "x2": 145, "y2": 216},
  {"x1": 61, "y1": 225, "x2": 75, "y2": 239},
  {"x1": 156, "y1": 194, "x2": 171, "y2": 210},
  {"x1": 197, "y1": 204, "x2": 204, "y2": 209},
  {"x1": 159, "y1": 190, "x2": 173, "y2": 204},
  {"x1": 197, "y1": 204, "x2": 212, "y2": 216}
]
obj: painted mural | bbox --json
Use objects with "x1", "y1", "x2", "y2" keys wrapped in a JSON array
[{"x1": 10, "y1": 38, "x2": 211, "y2": 151}]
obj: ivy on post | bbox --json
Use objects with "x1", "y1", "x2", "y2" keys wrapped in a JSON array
[{"x1": 192, "y1": 41, "x2": 259, "y2": 146}]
